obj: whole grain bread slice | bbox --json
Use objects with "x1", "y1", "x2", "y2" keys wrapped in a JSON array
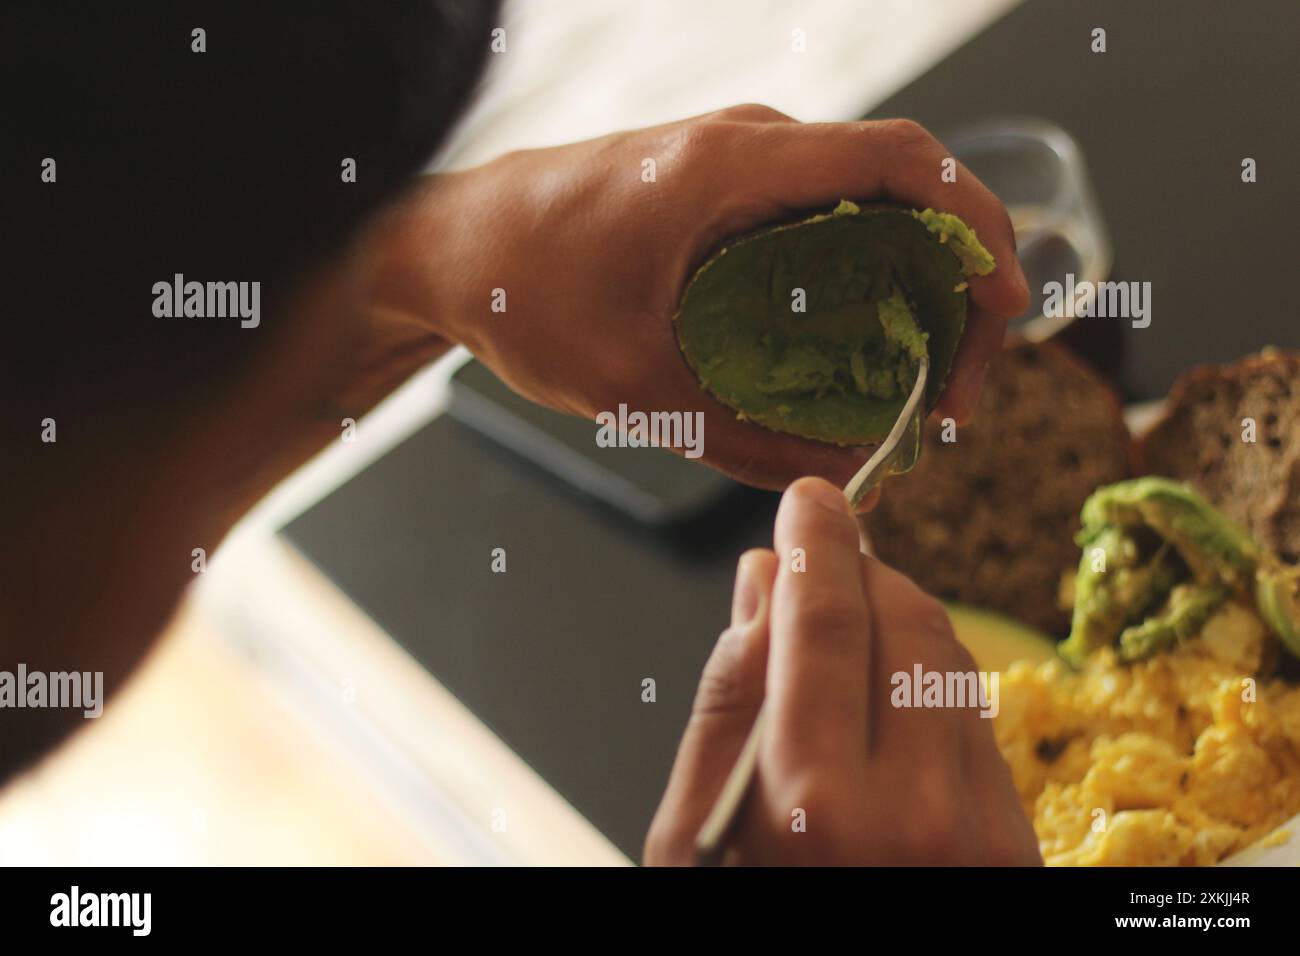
[
  {"x1": 864, "y1": 340, "x2": 1133, "y2": 637},
  {"x1": 1139, "y1": 348, "x2": 1300, "y2": 564}
]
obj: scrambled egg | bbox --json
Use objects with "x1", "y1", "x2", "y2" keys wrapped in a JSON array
[{"x1": 993, "y1": 603, "x2": 1300, "y2": 865}]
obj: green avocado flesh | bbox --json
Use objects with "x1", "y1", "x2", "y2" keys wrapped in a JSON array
[
  {"x1": 674, "y1": 201, "x2": 994, "y2": 445},
  {"x1": 1059, "y1": 477, "x2": 1300, "y2": 666},
  {"x1": 946, "y1": 602, "x2": 1057, "y2": 672}
]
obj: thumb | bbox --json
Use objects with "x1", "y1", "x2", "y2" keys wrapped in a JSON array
[{"x1": 644, "y1": 548, "x2": 777, "y2": 864}]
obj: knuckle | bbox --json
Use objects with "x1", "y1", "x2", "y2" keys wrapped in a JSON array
[
  {"x1": 672, "y1": 120, "x2": 731, "y2": 162},
  {"x1": 788, "y1": 593, "x2": 866, "y2": 642},
  {"x1": 692, "y1": 670, "x2": 740, "y2": 715},
  {"x1": 693, "y1": 656, "x2": 748, "y2": 716},
  {"x1": 719, "y1": 102, "x2": 786, "y2": 123},
  {"x1": 692, "y1": 627, "x2": 763, "y2": 716},
  {"x1": 874, "y1": 117, "x2": 935, "y2": 152}
]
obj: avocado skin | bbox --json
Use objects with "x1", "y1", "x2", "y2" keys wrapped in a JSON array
[{"x1": 673, "y1": 204, "x2": 976, "y2": 446}]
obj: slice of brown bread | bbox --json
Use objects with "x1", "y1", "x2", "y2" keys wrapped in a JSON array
[
  {"x1": 864, "y1": 340, "x2": 1132, "y2": 636},
  {"x1": 1139, "y1": 348, "x2": 1300, "y2": 564}
]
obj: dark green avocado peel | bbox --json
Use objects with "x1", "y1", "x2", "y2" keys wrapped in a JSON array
[{"x1": 673, "y1": 201, "x2": 995, "y2": 446}]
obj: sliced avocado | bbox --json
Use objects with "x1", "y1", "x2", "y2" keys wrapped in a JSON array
[
  {"x1": 1117, "y1": 584, "x2": 1229, "y2": 661},
  {"x1": 673, "y1": 200, "x2": 994, "y2": 446},
  {"x1": 1255, "y1": 563, "x2": 1300, "y2": 658},
  {"x1": 1078, "y1": 476, "x2": 1259, "y2": 588},
  {"x1": 1059, "y1": 528, "x2": 1181, "y2": 667},
  {"x1": 945, "y1": 602, "x2": 1058, "y2": 672},
  {"x1": 1061, "y1": 477, "x2": 1300, "y2": 664}
]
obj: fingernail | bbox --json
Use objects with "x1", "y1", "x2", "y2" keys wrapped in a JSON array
[
  {"x1": 788, "y1": 476, "x2": 850, "y2": 516},
  {"x1": 731, "y1": 552, "x2": 763, "y2": 627}
]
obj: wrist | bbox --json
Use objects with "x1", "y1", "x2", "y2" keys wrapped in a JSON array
[{"x1": 370, "y1": 169, "x2": 482, "y2": 348}]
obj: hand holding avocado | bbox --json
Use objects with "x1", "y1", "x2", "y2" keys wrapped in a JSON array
[{"x1": 379, "y1": 107, "x2": 1028, "y2": 495}]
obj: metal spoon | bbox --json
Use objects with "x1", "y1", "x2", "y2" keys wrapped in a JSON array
[
  {"x1": 694, "y1": 356, "x2": 930, "y2": 864},
  {"x1": 843, "y1": 354, "x2": 929, "y2": 508}
]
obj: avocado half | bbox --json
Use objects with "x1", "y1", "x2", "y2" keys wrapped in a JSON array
[
  {"x1": 673, "y1": 201, "x2": 994, "y2": 446},
  {"x1": 945, "y1": 602, "x2": 1058, "y2": 673},
  {"x1": 1058, "y1": 476, "x2": 1300, "y2": 666}
]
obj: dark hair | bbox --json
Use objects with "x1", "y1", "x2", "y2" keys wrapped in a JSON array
[{"x1": 3, "y1": 0, "x2": 499, "y2": 411}]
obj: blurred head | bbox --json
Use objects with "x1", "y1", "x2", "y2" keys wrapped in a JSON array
[
  {"x1": 5, "y1": 0, "x2": 498, "y2": 425},
  {"x1": 0, "y1": 0, "x2": 500, "y2": 777}
]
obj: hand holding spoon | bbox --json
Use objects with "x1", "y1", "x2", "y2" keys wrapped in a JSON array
[{"x1": 694, "y1": 356, "x2": 930, "y2": 864}]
